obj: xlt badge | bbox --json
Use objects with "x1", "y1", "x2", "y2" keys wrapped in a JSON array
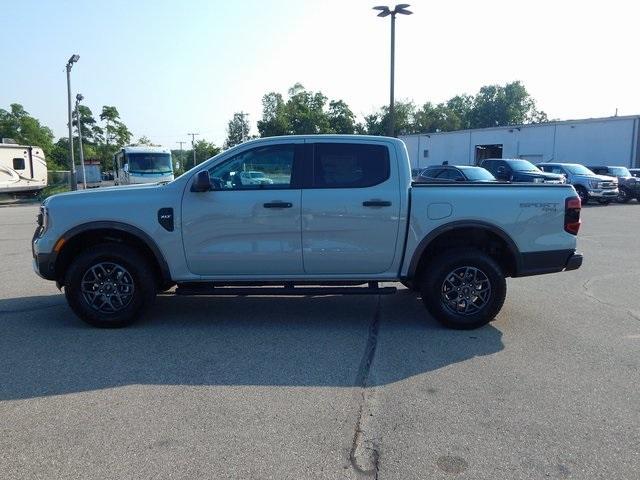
[{"x1": 158, "y1": 207, "x2": 174, "y2": 231}]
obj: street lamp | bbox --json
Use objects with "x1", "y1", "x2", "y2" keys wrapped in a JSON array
[
  {"x1": 66, "y1": 54, "x2": 80, "y2": 190},
  {"x1": 74, "y1": 93, "x2": 87, "y2": 189},
  {"x1": 373, "y1": 4, "x2": 412, "y2": 137}
]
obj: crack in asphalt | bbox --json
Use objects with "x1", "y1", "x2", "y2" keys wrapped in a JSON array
[
  {"x1": 581, "y1": 275, "x2": 640, "y2": 322},
  {"x1": 349, "y1": 296, "x2": 381, "y2": 478}
]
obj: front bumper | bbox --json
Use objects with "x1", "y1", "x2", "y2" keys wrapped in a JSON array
[
  {"x1": 33, "y1": 251, "x2": 56, "y2": 280},
  {"x1": 587, "y1": 188, "x2": 618, "y2": 198},
  {"x1": 32, "y1": 227, "x2": 57, "y2": 280}
]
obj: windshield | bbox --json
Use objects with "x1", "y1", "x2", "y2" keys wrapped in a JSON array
[
  {"x1": 608, "y1": 167, "x2": 631, "y2": 176},
  {"x1": 460, "y1": 167, "x2": 496, "y2": 181},
  {"x1": 564, "y1": 164, "x2": 595, "y2": 175},
  {"x1": 127, "y1": 153, "x2": 173, "y2": 174},
  {"x1": 507, "y1": 160, "x2": 540, "y2": 172}
]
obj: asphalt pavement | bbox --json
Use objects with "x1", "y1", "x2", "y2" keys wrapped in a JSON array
[{"x1": 0, "y1": 202, "x2": 638, "y2": 479}]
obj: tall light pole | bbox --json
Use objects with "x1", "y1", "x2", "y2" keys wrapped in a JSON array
[
  {"x1": 373, "y1": 4, "x2": 412, "y2": 137},
  {"x1": 187, "y1": 132, "x2": 199, "y2": 168},
  {"x1": 75, "y1": 94, "x2": 87, "y2": 189},
  {"x1": 66, "y1": 54, "x2": 80, "y2": 190}
]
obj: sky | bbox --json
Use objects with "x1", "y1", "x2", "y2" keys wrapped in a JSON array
[{"x1": 2, "y1": 0, "x2": 639, "y2": 147}]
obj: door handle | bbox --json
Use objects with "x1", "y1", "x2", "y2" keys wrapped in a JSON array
[
  {"x1": 362, "y1": 200, "x2": 392, "y2": 207},
  {"x1": 263, "y1": 202, "x2": 293, "y2": 209}
]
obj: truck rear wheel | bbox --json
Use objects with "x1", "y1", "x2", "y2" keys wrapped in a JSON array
[
  {"x1": 64, "y1": 244, "x2": 157, "y2": 328},
  {"x1": 419, "y1": 249, "x2": 506, "y2": 330}
]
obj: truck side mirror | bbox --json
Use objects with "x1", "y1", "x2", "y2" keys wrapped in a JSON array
[{"x1": 191, "y1": 170, "x2": 212, "y2": 192}]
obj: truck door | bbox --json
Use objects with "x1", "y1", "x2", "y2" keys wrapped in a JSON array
[
  {"x1": 181, "y1": 141, "x2": 304, "y2": 276},
  {"x1": 301, "y1": 141, "x2": 402, "y2": 275}
]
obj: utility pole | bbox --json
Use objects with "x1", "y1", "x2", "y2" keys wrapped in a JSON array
[
  {"x1": 373, "y1": 5, "x2": 413, "y2": 137},
  {"x1": 65, "y1": 54, "x2": 80, "y2": 190},
  {"x1": 177, "y1": 141, "x2": 185, "y2": 171},
  {"x1": 187, "y1": 133, "x2": 199, "y2": 168},
  {"x1": 75, "y1": 94, "x2": 87, "y2": 189}
]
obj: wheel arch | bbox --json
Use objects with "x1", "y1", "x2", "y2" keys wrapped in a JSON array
[
  {"x1": 406, "y1": 221, "x2": 521, "y2": 280},
  {"x1": 53, "y1": 221, "x2": 171, "y2": 286}
]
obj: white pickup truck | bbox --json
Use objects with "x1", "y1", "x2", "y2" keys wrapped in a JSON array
[{"x1": 32, "y1": 135, "x2": 583, "y2": 329}]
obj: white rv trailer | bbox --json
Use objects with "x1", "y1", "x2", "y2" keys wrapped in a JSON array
[
  {"x1": 113, "y1": 146, "x2": 174, "y2": 185},
  {"x1": 0, "y1": 141, "x2": 48, "y2": 194}
]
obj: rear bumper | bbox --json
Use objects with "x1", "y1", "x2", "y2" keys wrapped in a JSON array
[{"x1": 515, "y1": 249, "x2": 583, "y2": 277}]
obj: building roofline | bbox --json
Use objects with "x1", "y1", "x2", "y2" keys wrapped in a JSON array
[{"x1": 399, "y1": 114, "x2": 640, "y2": 138}]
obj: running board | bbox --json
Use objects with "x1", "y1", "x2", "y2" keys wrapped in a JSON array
[{"x1": 174, "y1": 282, "x2": 397, "y2": 296}]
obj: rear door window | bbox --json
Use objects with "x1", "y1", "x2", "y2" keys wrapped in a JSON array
[{"x1": 312, "y1": 143, "x2": 389, "y2": 188}]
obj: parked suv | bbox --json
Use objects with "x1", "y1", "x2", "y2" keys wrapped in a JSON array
[
  {"x1": 537, "y1": 163, "x2": 618, "y2": 204},
  {"x1": 589, "y1": 166, "x2": 640, "y2": 203},
  {"x1": 480, "y1": 158, "x2": 565, "y2": 184}
]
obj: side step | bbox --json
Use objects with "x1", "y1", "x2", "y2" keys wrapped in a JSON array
[{"x1": 174, "y1": 282, "x2": 397, "y2": 296}]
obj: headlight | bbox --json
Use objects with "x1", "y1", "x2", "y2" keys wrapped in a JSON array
[
  {"x1": 533, "y1": 177, "x2": 543, "y2": 183},
  {"x1": 589, "y1": 180, "x2": 600, "y2": 188}
]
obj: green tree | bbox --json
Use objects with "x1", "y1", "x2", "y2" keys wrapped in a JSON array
[
  {"x1": 133, "y1": 136, "x2": 158, "y2": 146},
  {"x1": 0, "y1": 104, "x2": 57, "y2": 166},
  {"x1": 358, "y1": 101, "x2": 416, "y2": 136},
  {"x1": 183, "y1": 140, "x2": 221, "y2": 170},
  {"x1": 257, "y1": 92, "x2": 288, "y2": 137},
  {"x1": 327, "y1": 100, "x2": 356, "y2": 134},
  {"x1": 224, "y1": 112, "x2": 251, "y2": 149},
  {"x1": 97, "y1": 106, "x2": 132, "y2": 170},
  {"x1": 285, "y1": 83, "x2": 330, "y2": 134},
  {"x1": 468, "y1": 81, "x2": 547, "y2": 128},
  {"x1": 258, "y1": 84, "x2": 355, "y2": 137},
  {"x1": 73, "y1": 105, "x2": 102, "y2": 143}
]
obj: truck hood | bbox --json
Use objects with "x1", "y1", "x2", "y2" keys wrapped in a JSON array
[
  {"x1": 43, "y1": 182, "x2": 171, "y2": 211},
  {"x1": 514, "y1": 170, "x2": 564, "y2": 180},
  {"x1": 48, "y1": 182, "x2": 165, "y2": 199},
  {"x1": 573, "y1": 174, "x2": 618, "y2": 183}
]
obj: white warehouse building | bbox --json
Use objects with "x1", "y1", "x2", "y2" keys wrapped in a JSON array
[{"x1": 400, "y1": 115, "x2": 640, "y2": 170}]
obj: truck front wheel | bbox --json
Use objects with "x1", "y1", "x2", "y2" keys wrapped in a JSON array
[
  {"x1": 419, "y1": 249, "x2": 506, "y2": 330},
  {"x1": 64, "y1": 244, "x2": 157, "y2": 328}
]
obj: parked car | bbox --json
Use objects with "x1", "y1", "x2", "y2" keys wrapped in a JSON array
[
  {"x1": 630, "y1": 168, "x2": 640, "y2": 178},
  {"x1": 237, "y1": 170, "x2": 274, "y2": 186},
  {"x1": 480, "y1": 158, "x2": 565, "y2": 184},
  {"x1": 417, "y1": 165, "x2": 497, "y2": 182},
  {"x1": 589, "y1": 166, "x2": 640, "y2": 203},
  {"x1": 537, "y1": 163, "x2": 618, "y2": 205},
  {"x1": 33, "y1": 135, "x2": 582, "y2": 331}
]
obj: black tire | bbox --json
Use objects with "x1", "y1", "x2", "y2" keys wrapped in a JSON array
[
  {"x1": 575, "y1": 186, "x2": 589, "y2": 205},
  {"x1": 597, "y1": 198, "x2": 611, "y2": 205},
  {"x1": 64, "y1": 244, "x2": 157, "y2": 328},
  {"x1": 419, "y1": 249, "x2": 506, "y2": 330},
  {"x1": 616, "y1": 187, "x2": 631, "y2": 203}
]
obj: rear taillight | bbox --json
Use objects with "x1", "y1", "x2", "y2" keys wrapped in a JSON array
[{"x1": 565, "y1": 196, "x2": 581, "y2": 235}]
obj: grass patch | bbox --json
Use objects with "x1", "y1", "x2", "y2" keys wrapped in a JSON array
[{"x1": 38, "y1": 184, "x2": 70, "y2": 200}]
